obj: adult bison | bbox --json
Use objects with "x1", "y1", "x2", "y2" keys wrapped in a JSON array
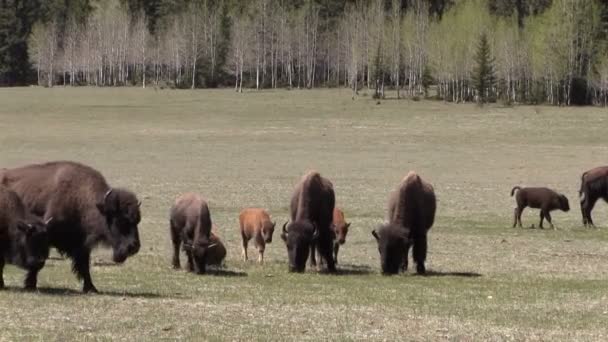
[
  {"x1": 372, "y1": 171, "x2": 436, "y2": 275},
  {"x1": 170, "y1": 193, "x2": 213, "y2": 274},
  {"x1": 579, "y1": 166, "x2": 608, "y2": 227},
  {"x1": 331, "y1": 207, "x2": 350, "y2": 264},
  {"x1": 0, "y1": 186, "x2": 52, "y2": 290},
  {"x1": 282, "y1": 171, "x2": 336, "y2": 273},
  {"x1": 0, "y1": 161, "x2": 141, "y2": 293}
]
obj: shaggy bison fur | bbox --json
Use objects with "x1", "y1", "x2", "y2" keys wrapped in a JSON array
[
  {"x1": 372, "y1": 171, "x2": 436, "y2": 275},
  {"x1": 0, "y1": 161, "x2": 141, "y2": 293},
  {"x1": 579, "y1": 166, "x2": 608, "y2": 227},
  {"x1": 204, "y1": 227, "x2": 226, "y2": 267},
  {"x1": 511, "y1": 186, "x2": 569, "y2": 229},
  {"x1": 0, "y1": 186, "x2": 52, "y2": 290},
  {"x1": 282, "y1": 171, "x2": 336, "y2": 273},
  {"x1": 170, "y1": 193, "x2": 214, "y2": 274}
]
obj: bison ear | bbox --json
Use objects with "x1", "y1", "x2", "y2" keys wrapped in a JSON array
[
  {"x1": 371, "y1": 230, "x2": 379, "y2": 242},
  {"x1": 345, "y1": 222, "x2": 351, "y2": 230},
  {"x1": 280, "y1": 232, "x2": 287, "y2": 242},
  {"x1": 271, "y1": 221, "x2": 276, "y2": 228}
]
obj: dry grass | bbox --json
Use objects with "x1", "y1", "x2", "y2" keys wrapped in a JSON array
[{"x1": 0, "y1": 87, "x2": 607, "y2": 341}]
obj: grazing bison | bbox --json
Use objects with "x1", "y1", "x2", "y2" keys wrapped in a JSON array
[
  {"x1": 511, "y1": 186, "x2": 570, "y2": 229},
  {"x1": 239, "y1": 208, "x2": 275, "y2": 264},
  {"x1": 204, "y1": 227, "x2": 226, "y2": 267},
  {"x1": 372, "y1": 171, "x2": 436, "y2": 275},
  {"x1": 579, "y1": 166, "x2": 608, "y2": 227},
  {"x1": 170, "y1": 193, "x2": 214, "y2": 274},
  {"x1": 0, "y1": 161, "x2": 141, "y2": 293},
  {"x1": 282, "y1": 171, "x2": 336, "y2": 273},
  {"x1": 331, "y1": 207, "x2": 350, "y2": 264},
  {"x1": 0, "y1": 186, "x2": 52, "y2": 290}
]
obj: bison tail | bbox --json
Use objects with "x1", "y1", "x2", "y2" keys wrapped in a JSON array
[{"x1": 510, "y1": 186, "x2": 521, "y2": 197}]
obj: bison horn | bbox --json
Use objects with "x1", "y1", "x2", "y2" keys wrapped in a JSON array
[
  {"x1": 282, "y1": 221, "x2": 289, "y2": 234},
  {"x1": 207, "y1": 242, "x2": 218, "y2": 249},
  {"x1": 371, "y1": 230, "x2": 379, "y2": 241},
  {"x1": 137, "y1": 200, "x2": 142, "y2": 207},
  {"x1": 104, "y1": 189, "x2": 113, "y2": 201},
  {"x1": 44, "y1": 217, "x2": 54, "y2": 226}
]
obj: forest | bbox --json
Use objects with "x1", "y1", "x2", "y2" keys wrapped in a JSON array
[{"x1": 1, "y1": 0, "x2": 608, "y2": 105}]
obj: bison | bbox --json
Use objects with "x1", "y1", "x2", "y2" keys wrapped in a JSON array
[
  {"x1": 331, "y1": 207, "x2": 350, "y2": 264},
  {"x1": 282, "y1": 171, "x2": 336, "y2": 273},
  {"x1": 372, "y1": 171, "x2": 436, "y2": 275},
  {"x1": 579, "y1": 166, "x2": 608, "y2": 227},
  {"x1": 511, "y1": 186, "x2": 570, "y2": 229},
  {"x1": 0, "y1": 161, "x2": 141, "y2": 293},
  {"x1": 204, "y1": 227, "x2": 227, "y2": 267},
  {"x1": 170, "y1": 193, "x2": 214, "y2": 274},
  {"x1": 0, "y1": 186, "x2": 52, "y2": 290},
  {"x1": 239, "y1": 208, "x2": 275, "y2": 264}
]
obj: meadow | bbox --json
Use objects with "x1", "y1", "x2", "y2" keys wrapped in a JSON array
[{"x1": 0, "y1": 88, "x2": 607, "y2": 341}]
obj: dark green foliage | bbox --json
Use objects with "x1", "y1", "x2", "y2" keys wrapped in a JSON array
[{"x1": 472, "y1": 33, "x2": 496, "y2": 104}]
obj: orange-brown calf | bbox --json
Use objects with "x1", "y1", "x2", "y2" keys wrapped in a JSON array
[
  {"x1": 332, "y1": 208, "x2": 350, "y2": 264},
  {"x1": 239, "y1": 208, "x2": 275, "y2": 264}
]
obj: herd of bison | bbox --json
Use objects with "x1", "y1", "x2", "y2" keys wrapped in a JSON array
[{"x1": 0, "y1": 160, "x2": 607, "y2": 293}]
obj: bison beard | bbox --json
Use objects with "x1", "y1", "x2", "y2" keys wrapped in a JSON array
[
  {"x1": 0, "y1": 161, "x2": 142, "y2": 293},
  {"x1": 373, "y1": 171, "x2": 436, "y2": 275},
  {"x1": 283, "y1": 171, "x2": 336, "y2": 273}
]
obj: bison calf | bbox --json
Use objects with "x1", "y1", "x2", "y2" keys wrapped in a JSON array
[
  {"x1": 239, "y1": 208, "x2": 275, "y2": 264},
  {"x1": 170, "y1": 193, "x2": 214, "y2": 274},
  {"x1": 511, "y1": 186, "x2": 570, "y2": 229},
  {"x1": 331, "y1": 208, "x2": 350, "y2": 264},
  {"x1": 0, "y1": 186, "x2": 52, "y2": 290}
]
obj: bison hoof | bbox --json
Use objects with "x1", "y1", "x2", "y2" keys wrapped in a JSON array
[
  {"x1": 83, "y1": 285, "x2": 99, "y2": 294},
  {"x1": 416, "y1": 264, "x2": 426, "y2": 275}
]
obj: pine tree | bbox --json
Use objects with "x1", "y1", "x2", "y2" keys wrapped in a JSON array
[{"x1": 472, "y1": 32, "x2": 496, "y2": 104}]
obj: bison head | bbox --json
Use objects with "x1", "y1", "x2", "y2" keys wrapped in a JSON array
[
  {"x1": 559, "y1": 194, "x2": 570, "y2": 212},
  {"x1": 281, "y1": 220, "x2": 317, "y2": 272},
  {"x1": 372, "y1": 224, "x2": 410, "y2": 275},
  {"x1": 333, "y1": 222, "x2": 350, "y2": 245},
  {"x1": 13, "y1": 217, "x2": 52, "y2": 271},
  {"x1": 262, "y1": 221, "x2": 276, "y2": 244},
  {"x1": 97, "y1": 188, "x2": 141, "y2": 263}
]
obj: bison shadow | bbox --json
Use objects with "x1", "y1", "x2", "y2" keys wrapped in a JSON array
[
  {"x1": 335, "y1": 264, "x2": 374, "y2": 276},
  {"x1": 3, "y1": 286, "x2": 184, "y2": 299},
  {"x1": 204, "y1": 269, "x2": 248, "y2": 277},
  {"x1": 422, "y1": 270, "x2": 482, "y2": 278}
]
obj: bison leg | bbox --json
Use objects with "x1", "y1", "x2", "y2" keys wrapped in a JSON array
[
  {"x1": 72, "y1": 250, "x2": 97, "y2": 293},
  {"x1": 171, "y1": 236, "x2": 181, "y2": 270},
  {"x1": 309, "y1": 244, "x2": 317, "y2": 268},
  {"x1": 242, "y1": 236, "x2": 249, "y2": 262},
  {"x1": 257, "y1": 245, "x2": 265, "y2": 264},
  {"x1": 23, "y1": 269, "x2": 40, "y2": 290},
  {"x1": 413, "y1": 236, "x2": 427, "y2": 275},
  {"x1": 186, "y1": 251, "x2": 194, "y2": 272},
  {"x1": 333, "y1": 242, "x2": 340, "y2": 265},
  {"x1": 544, "y1": 210, "x2": 554, "y2": 229},
  {"x1": 0, "y1": 259, "x2": 4, "y2": 289},
  {"x1": 402, "y1": 243, "x2": 411, "y2": 273},
  {"x1": 539, "y1": 211, "x2": 545, "y2": 229},
  {"x1": 318, "y1": 238, "x2": 336, "y2": 273},
  {"x1": 583, "y1": 197, "x2": 598, "y2": 227}
]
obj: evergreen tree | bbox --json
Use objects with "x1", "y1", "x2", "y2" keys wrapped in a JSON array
[{"x1": 472, "y1": 32, "x2": 496, "y2": 104}]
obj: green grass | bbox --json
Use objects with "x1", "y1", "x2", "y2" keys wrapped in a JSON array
[{"x1": 0, "y1": 87, "x2": 607, "y2": 341}]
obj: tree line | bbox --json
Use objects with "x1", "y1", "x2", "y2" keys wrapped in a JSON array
[{"x1": 1, "y1": 0, "x2": 608, "y2": 106}]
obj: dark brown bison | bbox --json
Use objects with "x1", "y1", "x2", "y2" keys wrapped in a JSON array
[
  {"x1": 579, "y1": 166, "x2": 608, "y2": 227},
  {"x1": 239, "y1": 208, "x2": 275, "y2": 264},
  {"x1": 205, "y1": 227, "x2": 226, "y2": 267},
  {"x1": 282, "y1": 171, "x2": 335, "y2": 273},
  {"x1": 511, "y1": 186, "x2": 570, "y2": 229},
  {"x1": 0, "y1": 161, "x2": 141, "y2": 293},
  {"x1": 372, "y1": 171, "x2": 436, "y2": 275},
  {"x1": 0, "y1": 186, "x2": 52, "y2": 290},
  {"x1": 331, "y1": 207, "x2": 350, "y2": 264},
  {"x1": 170, "y1": 193, "x2": 214, "y2": 274}
]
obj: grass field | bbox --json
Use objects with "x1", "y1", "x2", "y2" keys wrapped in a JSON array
[{"x1": 0, "y1": 87, "x2": 607, "y2": 341}]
